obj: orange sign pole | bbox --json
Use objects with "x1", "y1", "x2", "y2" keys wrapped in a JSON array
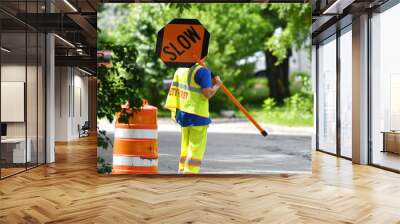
[{"x1": 197, "y1": 60, "x2": 268, "y2": 137}]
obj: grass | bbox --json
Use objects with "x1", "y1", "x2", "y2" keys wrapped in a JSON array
[
  {"x1": 158, "y1": 106, "x2": 314, "y2": 127},
  {"x1": 238, "y1": 107, "x2": 314, "y2": 127}
]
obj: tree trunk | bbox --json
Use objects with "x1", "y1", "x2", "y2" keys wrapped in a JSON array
[{"x1": 264, "y1": 50, "x2": 291, "y2": 105}]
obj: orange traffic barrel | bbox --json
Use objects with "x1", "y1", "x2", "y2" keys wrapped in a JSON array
[{"x1": 112, "y1": 101, "x2": 158, "y2": 174}]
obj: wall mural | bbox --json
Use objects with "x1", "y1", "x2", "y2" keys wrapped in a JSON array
[{"x1": 97, "y1": 3, "x2": 312, "y2": 174}]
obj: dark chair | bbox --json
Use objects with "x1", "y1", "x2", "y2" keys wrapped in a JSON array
[{"x1": 79, "y1": 121, "x2": 90, "y2": 138}]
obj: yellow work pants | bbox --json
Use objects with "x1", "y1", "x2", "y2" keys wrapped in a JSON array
[{"x1": 179, "y1": 125, "x2": 208, "y2": 174}]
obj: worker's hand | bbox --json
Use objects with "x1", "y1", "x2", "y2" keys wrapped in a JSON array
[
  {"x1": 213, "y1": 76, "x2": 222, "y2": 88},
  {"x1": 203, "y1": 76, "x2": 222, "y2": 99}
]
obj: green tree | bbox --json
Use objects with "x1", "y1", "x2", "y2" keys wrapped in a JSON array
[
  {"x1": 115, "y1": 4, "x2": 176, "y2": 108},
  {"x1": 97, "y1": 29, "x2": 145, "y2": 122},
  {"x1": 98, "y1": 3, "x2": 311, "y2": 115},
  {"x1": 98, "y1": 4, "x2": 177, "y2": 121},
  {"x1": 175, "y1": 4, "x2": 273, "y2": 110},
  {"x1": 262, "y1": 4, "x2": 311, "y2": 104},
  {"x1": 173, "y1": 3, "x2": 311, "y2": 104}
]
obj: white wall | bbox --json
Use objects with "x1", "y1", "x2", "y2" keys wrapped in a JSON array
[
  {"x1": 54, "y1": 67, "x2": 89, "y2": 141},
  {"x1": 289, "y1": 46, "x2": 311, "y2": 75},
  {"x1": 1, "y1": 63, "x2": 46, "y2": 164},
  {"x1": 1, "y1": 65, "x2": 26, "y2": 138},
  {"x1": 55, "y1": 66, "x2": 69, "y2": 141},
  {"x1": 1, "y1": 65, "x2": 42, "y2": 138},
  {"x1": 72, "y1": 72, "x2": 89, "y2": 138}
]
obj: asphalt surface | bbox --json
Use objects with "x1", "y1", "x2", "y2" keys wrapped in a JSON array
[
  {"x1": 158, "y1": 132, "x2": 311, "y2": 174},
  {"x1": 98, "y1": 119, "x2": 312, "y2": 174}
]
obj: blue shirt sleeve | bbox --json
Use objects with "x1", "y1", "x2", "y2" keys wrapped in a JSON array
[{"x1": 194, "y1": 67, "x2": 212, "y2": 89}]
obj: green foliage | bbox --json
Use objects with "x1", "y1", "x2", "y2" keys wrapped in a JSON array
[
  {"x1": 288, "y1": 71, "x2": 313, "y2": 116},
  {"x1": 261, "y1": 72, "x2": 313, "y2": 127},
  {"x1": 97, "y1": 130, "x2": 113, "y2": 174},
  {"x1": 97, "y1": 130, "x2": 113, "y2": 149},
  {"x1": 284, "y1": 93, "x2": 313, "y2": 114},
  {"x1": 260, "y1": 94, "x2": 313, "y2": 127},
  {"x1": 174, "y1": 4, "x2": 272, "y2": 111},
  {"x1": 168, "y1": 3, "x2": 192, "y2": 15},
  {"x1": 98, "y1": 3, "x2": 312, "y2": 115},
  {"x1": 97, "y1": 31, "x2": 145, "y2": 122},
  {"x1": 97, "y1": 157, "x2": 112, "y2": 174},
  {"x1": 111, "y1": 4, "x2": 175, "y2": 109},
  {"x1": 239, "y1": 78, "x2": 270, "y2": 105},
  {"x1": 242, "y1": 71, "x2": 313, "y2": 125},
  {"x1": 265, "y1": 4, "x2": 311, "y2": 64},
  {"x1": 263, "y1": 97, "x2": 277, "y2": 111},
  {"x1": 290, "y1": 71, "x2": 312, "y2": 95}
]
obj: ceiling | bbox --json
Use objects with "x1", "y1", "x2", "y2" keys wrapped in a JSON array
[
  {"x1": 311, "y1": 0, "x2": 389, "y2": 43},
  {"x1": 0, "y1": 0, "x2": 98, "y2": 74}
]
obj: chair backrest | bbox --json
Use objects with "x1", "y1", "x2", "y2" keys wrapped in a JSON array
[{"x1": 82, "y1": 121, "x2": 90, "y2": 129}]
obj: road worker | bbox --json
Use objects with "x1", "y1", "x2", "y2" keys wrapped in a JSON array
[{"x1": 165, "y1": 59, "x2": 222, "y2": 174}]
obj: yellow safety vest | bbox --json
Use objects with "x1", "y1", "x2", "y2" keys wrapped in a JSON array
[{"x1": 165, "y1": 64, "x2": 209, "y2": 118}]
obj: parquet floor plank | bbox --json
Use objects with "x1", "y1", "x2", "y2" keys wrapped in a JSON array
[{"x1": 0, "y1": 136, "x2": 399, "y2": 223}]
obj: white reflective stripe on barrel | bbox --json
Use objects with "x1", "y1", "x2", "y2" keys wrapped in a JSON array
[
  {"x1": 114, "y1": 128, "x2": 158, "y2": 139},
  {"x1": 113, "y1": 155, "x2": 158, "y2": 166}
]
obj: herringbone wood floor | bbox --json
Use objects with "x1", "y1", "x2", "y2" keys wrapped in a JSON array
[{"x1": 0, "y1": 136, "x2": 400, "y2": 224}]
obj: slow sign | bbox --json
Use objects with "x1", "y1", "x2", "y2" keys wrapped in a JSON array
[{"x1": 156, "y1": 18, "x2": 210, "y2": 67}]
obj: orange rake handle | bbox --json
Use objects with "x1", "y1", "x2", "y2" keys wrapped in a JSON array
[{"x1": 197, "y1": 60, "x2": 268, "y2": 137}]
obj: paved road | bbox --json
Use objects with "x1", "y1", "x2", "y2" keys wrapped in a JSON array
[
  {"x1": 98, "y1": 119, "x2": 312, "y2": 174},
  {"x1": 158, "y1": 132, "x2": 311, "y2": 174}
]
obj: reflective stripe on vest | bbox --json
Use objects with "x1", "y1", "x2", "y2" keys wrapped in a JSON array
[
  {"x1": 187, "y1": 64, "x2": 198, "y2": 87},
  {"x1": 113, "y1": 155, "x2": 158, "y2": 167},
  {"x1": 171, "y1": 82, "x2": 202, "y2": 93},
  {"x1": 114, "y1": 128, "x2": 158, "y2": 139}
]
